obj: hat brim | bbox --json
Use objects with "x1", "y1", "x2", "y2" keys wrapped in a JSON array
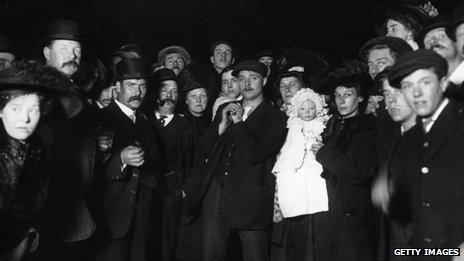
[
  {"x1": 316, "y1": 75, "x2": 371, "y2": 96},
  {"x1": 417, "y1": 23, "x2": 449, "y2": 48},
  {"x1": 158, "y1": 46, "x2": 192, "y2": 65},
  {"x1": 0, "y1": 82, "x2": 84, "y2": 118},
  {"x1": 371, "y1": 3, "x2": 429, "y2": 36},
  {"x1": 446, "y1": 19, "x2": 464, "y2": 41},
  {"x1": 115, "y1": 73, "x2": 150, "y2": 81}
]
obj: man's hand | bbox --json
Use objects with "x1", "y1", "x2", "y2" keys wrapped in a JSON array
[
  {"x1": 121, "y1": 145, "x2": 145, "y2": 167},
  {"x1": 218, "y1": 103, "x2": 235, "y2": 135},
  {"x1": 310, "y1": 140, "x2": 324, "y2": 155},
  {"x1": 229, "y1": 103, "x2": 244, "y2": 123},
  {"x1": 371, "y1": 172, "x2": 391, "y2": 214}
]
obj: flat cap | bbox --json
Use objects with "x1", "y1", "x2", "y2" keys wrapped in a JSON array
[
  {"x1": 359, "y1": 36, "x2": 412, "y2": 61},
  {"x1": 388, "y1": 50, "x2": 447, "y2": 89},
  {"x1": 231, "y1": 60, "x2": 267, "y2": 78}
]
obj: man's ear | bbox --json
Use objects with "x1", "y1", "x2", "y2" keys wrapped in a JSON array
[
  {"x1": 115, "y1": 81, "x2": 122, "y2": 95},
  {"x1": 358, "y1": 96, "x2": 364, "y2": 103},
  {"x1": 43, "y1": 47, "x2": 51, "y2": 62},
  {"x1": 263, "y1": 76, "x2": 268, "y2": 86},
  {"x1": 440, "y1": 76, "x2": 450, "y2": 92},
  {"x1": 231, "y1": 57, "x2": 235, "y2": 65},
  {"x1": 210, "y1": 56, "x2": 215, "y2": 65}
]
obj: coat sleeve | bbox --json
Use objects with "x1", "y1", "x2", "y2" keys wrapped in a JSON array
[
  {"x1": 316, "y1": 129, "x2": 378, "y2": 185},
  {"x1": 103, "y1": 150, "x2": 131, "y2": 181},
  {"x1": 227, "y1": 112, "x2": 287, "y2": 165}
]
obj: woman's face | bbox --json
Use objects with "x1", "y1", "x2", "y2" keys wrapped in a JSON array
[
  {"x1": 386, "y1": 19, "x2": 412, "y2": 41},
  {"x1": 221, "y1": 70, "x2": 240, "y2": 98},
  {"x1": 334, "y1": 86, "x2": 362, "y2": 118},
  {"x1": 1, "y1": 94, "x2": 41, "y2": 141},
  {"x1": 298, "y1": 100, "x2": 317, "y2": 121}
]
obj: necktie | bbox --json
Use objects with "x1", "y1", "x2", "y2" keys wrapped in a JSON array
[
  {"x1": 129, "y1": 113, "x2": 136, "y2": 123},
  {"x1": 158, "y1": 115, "x2": 167, "y2": 127}
]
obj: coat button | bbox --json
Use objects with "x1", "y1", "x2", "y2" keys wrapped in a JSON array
[
  {"x1": 225, "y1": 172, "x2": 229, "y2": 176},
  {"x1": 131, "y1": 190, "x2": 136, "y2": 194},
  {"x1": 424, "y1": 237, "x2": 432, "y2": 243},
  {"x1": 423, "y1": 142, "x2": 429, "y2": 147},
  {"x1": 422, "y1": 202, "x2": 430, "y2": 207},
  {"x1": 421, "y1": 167, "x2": 429, "y2": 174},
  {"x1": 132, "y1": 173, "x2": 138, "y2": 178}
]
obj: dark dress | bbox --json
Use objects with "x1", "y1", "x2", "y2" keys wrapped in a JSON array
[
  {"x1": 0, "y1": 133, "x2": 51, "y2": 256},
  {"x1": 311, "y1": 113, "x2": 378, "y2": 261}
]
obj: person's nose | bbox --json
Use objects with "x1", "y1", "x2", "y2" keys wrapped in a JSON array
[
  {"x1": 370, "y1": 65, "x2": 379, "y2": 78},
  {"x1": 19, "y1": 110, "x2": 30, "y2": 123},
  {"x1": 132, "y1": 86, "x2": 141, "y2": 96},
  {"x1": 173, "y1": 60, "x2": 178, "y2": 67},
  {"x1": 413, "y1": 85, "x2": 423, "y2": 98}
]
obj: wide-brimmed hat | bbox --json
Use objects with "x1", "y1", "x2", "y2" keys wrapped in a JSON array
[
  {"x1": 0, "y1": 35, "x2": 15, "y2": 54},
  {"x1": 115, "y1": 58, "x2": 149, "y2": 81},
  {"x1": 417, "y1": 15, "x2": 451, "y2": 48},
  {"x1": 0, "y1": 68, "x2": 83, "y2": 118},
  {"x1": 371, "y1": 3, "x2": 431, "y2": 37},
  {"x1": 157, "y1": 45, "x2": 191, "y2": 65},
  {"x1": 359, "y1": 36, "x2": 413, "y2": 61},
  {"x1": 231, "y1": 60, "x2": 267, "y2": 78},
  {"x1": 446, "y1": 2, "x2": 464, "y2": 41},
  {"x1": 41, "y1": 19, "x2": 82, "y2": 46},
  {"x1": 179, "y1": 62, "x2": 213, "y2": 95},
  {"x1": 317, "y1": 69, "x2": 372, "y2": 97}
]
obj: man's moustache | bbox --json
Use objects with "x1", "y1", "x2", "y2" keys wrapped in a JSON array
[
  {"x1": 158, "y1": 98, "x2": 175, "y2": 106},
  {"x1": 129, "y1": 96, "x2": 142, "y2": 102},
  {"x1": 62, "y1": 60, "x2": 79, "y2": 68}
]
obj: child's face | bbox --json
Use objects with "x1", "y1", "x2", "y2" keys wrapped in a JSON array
[{"x1": 298, "y1": 100, "x2": 317, "y2": 121}]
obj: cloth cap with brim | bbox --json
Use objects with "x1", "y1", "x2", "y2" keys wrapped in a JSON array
[
  {"x1": 40, "y1": 19, "x2": 82, "y2": 46},
  {"x1": 417, "y1": 15, "x2": 451, "y2": 48},
  {"x1": 371, "y1": 3, "x2": 430, "y2": 36},
  {"x1": 446, "y1": 2, "x2": 464, "y2": 41},
  {"x1": 317, "y1": 69, "x2": 372, "y2": 96},
  {"x1": 115, "y1": 58, "x2": 149, "y2": 81},
  {"x1": 359, "y1": 36, "x2": 413, "y2": 61},
  {"x1": 388, "y1": 50, "x2": 448, "y2": 89},
  {"x1": 0, "y1": 35, "x2": 15, "y2": 54},
  {"x1": 0, "y1": 69, "x2": 83, "y2": 118},
  {"x1": 157, "y1": 46, "x2": 191, "y2": 65},
  {"x1": 231, "y1": 60, "x2": 267, "y2": 78}
]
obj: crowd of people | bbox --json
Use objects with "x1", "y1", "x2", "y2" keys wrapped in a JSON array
[{"x1": 1, "y1": 1, "x2": 464, "y2": 261}]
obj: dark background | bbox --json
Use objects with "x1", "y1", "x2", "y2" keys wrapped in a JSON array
[{"x1": 0, "y1": 0, "x2": 459, "y2": 65}]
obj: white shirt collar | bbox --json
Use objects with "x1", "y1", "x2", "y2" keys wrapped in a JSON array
[
  {"x1": 448, "y1": 61, "x2": 464, "y2": 85},
  {"x1": 115, "y1": 100, "x2": 135, "y2": 118},
  {"x1": 155, "y1": 111, "x2": 174, "y2": 126},
  {"x1": 95, "y1": 100, "x2": 104, "y2": 109},
  {"x1": 422, "y1": 98, "x2": 449, "y2": 133}
]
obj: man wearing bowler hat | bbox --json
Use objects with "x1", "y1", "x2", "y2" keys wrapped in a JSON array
[
  {"x1": 95, "y1": 58, "x2": 165, "y2": 261},
  {"x1": 197, "y1": 60, "x2": 286, "y2": 260},
  {"x1": 42, "y1": 19, "x2": 82, "y2": 77},
  {"x1": 386, "y1": 50, "x2": 464, "y2": 253}
]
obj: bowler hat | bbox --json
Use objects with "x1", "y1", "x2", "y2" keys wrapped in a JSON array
[
  {"x1": 41, "y1": 19, "x2": 81, "y2": 45},
  {"x1": 115, "y1": 58, "x2": 149, "y2": 81},
  {"x1": 157, "y1": 46, "x2": 191, "y2": 65},
  {"x1": 388, "y1": 50, "x2": 447, "y2": 89},
  {"x1": 359, "y1": 36, "x2": 413, "y2": 61},
  {"x1": 0, "y1": 35, "x2": 15, "y2": 54},
  {"x1": 417, "y1": 15, "x2": 451, "y2": 48},
  {"x1": 0, "y1": 68, "x2": 84, "y2": 118},
  {"x1": 446, "y1": 2, "x2": 464, "y2": 41},
  {"x1": 231, "y1": 60, "x2": 267, "y2": 78},
  {"x1": 371, "y1": 3, "x2": 430, "y2": 37}
]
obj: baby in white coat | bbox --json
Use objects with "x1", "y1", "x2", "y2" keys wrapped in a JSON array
[{"x1": 273, "y1": 88, "x2": 330, "y2": 222}]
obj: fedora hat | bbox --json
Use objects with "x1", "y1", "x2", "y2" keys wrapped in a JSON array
[
  {"x1": 417, "y1": 15, "x2": 451, "y2": 48},
  {"x1": 41, "y1": 19, "x2": 82, "y2": 45},
  {"x1": 115, "y1": 58, "x2": 149, "y2": 81}
]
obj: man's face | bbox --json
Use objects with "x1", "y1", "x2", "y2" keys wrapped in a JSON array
[
  {"x1": 43, "y1": 39, "x2": 82, "y2": 76},
  {"x1": 424, "y1": 28, "x2": 458, "y2": 61},
  {"x1": 455, "y1": 23, "x2": 464, "y2": 58},
  {"x1": 116, "y1": 79, "x2": 147, "y2": 110},
  {"x1": 279, "y1": 76, "x2": 303, "y2": 105},
  {"x1": 185, "y1": 88, "x2": 208, "y2": 116},
  {"x1": 334, "y1": 86, "x2": 363, "y2": 118},
  {"x1": 221, "y1": 70, "x2": 240, "y2": 98},
  {"x1": 258, "y1": 56, "x2": 273, "y2": 67},
  {"x1": 367, "y1": 48, "x2": 395, "y2": 79},
  {"x1": 210, "y1": 43, "x2": 233, "y2": 72},
  {"x1": 163, "y1": 53, "x2": 185, "y2": 76},
  {"x1": 158, "y1": 80, "x2": 178, "y2": 111},
  {"x1": 386, "y1": 19, "x2": 412, "y2": 41},
  {"x1": 400, "y1": 68, "x2": 446, "y2": 117},
  {"x1": 238, "y1": 70, "x2": 266, "y2": 101},
  {"x1": 382, "y1": 79, "x2": 415, "y2": 123},
  {"x1": 98, "y1": 85, "x2": 117, "y2": 108},
  {"x1": 0, "y1": 52, "x2": 15, "y2": 72}
]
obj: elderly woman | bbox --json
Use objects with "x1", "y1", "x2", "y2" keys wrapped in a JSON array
[
  {"x1": 310, "y1": 70, "x2": 378, "y2": 261},
  {"x1": 0, "y1": 71, "x2": 81, "y2": 261},
  {"x1": 276, "y1": 63, "x2": 306, "y2": 112}
]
